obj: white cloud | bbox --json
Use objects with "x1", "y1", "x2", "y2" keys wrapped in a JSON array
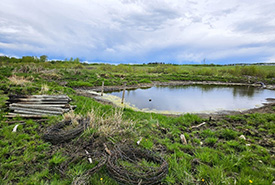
[{"x1": 0, "y1": 0, "x2": 275, "y2": 63}]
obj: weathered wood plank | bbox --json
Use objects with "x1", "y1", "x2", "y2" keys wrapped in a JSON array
[
  {"x1": 8, "y1": 101, "x2": 69, "y2": 104},
  {"x1": 10, "y1": 107, "x2": 64, "y2": 114},
  {"x1": 10, "y1": 104, "x2": 70, "y2": 112},
  {"x1": 7, "y1": 94, "x2": 73, "y2": 118},
  {"x1": 14, "y1": 109, "x2": 62, "y2": 115},
  {"x1": 9, "y1": 95, "x2": 70, "y2": 99},
  {"x1": 4, "y1": 113, "x2": 45, "y2": 118},
  {"x1": 5, "y1": 119, "x2": 48, "y2": 124},
  {"x1": 8, "y1": 98, "x2": 69, "y2": 102},
  {"x1": 10, "y1": 103, "x2": 70, "y2": 108}
]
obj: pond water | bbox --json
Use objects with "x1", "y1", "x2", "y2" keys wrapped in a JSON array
[{"x1": 107, "y1": 85, "x2": 274, "y2": 113}]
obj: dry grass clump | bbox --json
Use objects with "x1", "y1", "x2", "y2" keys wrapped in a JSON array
[
  {"x1": 13, "y1": 65, "x2": 44, "y2": 73},
  {"x1": 62, "y1": 108, "x2": 135, "y2": 136},
  {"x1": 40, "y1": 84, "x2": 49, "y2": 94},
  {"x1": 87, "y1": 108, "x2": 135, "y2": 137},
  {"x1": 13, "y1": 65, "x2": 61, "y2": 80},
  {"x1": 8, "y1": 75, "x2": 32, "y2": 86},
  {"x1": 40, "y1": 69, "x2": 61, "y2": 80},
  {"x1": 63, "y1": 111, "x2": 81, "y2": 126}
]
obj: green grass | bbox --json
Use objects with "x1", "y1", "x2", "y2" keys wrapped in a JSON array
[
  {"x1": 0, "y1": 56, "x2": 275, "y2": 184},
  {"x1": 1, "y1": 98, "x2": 274, "y2": 184}
]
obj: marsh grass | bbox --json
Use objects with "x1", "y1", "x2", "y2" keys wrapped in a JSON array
[
  {"x1": 1, "y1": 95, "x2": 274, "y2": 185},
  {"x1": 1, "y1": 57, "x2": 275, "y2": 184}
]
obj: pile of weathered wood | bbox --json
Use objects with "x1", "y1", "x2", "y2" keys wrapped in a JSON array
[{"x1": 6, "y1": 95, "x2": 73, "y2": 118}]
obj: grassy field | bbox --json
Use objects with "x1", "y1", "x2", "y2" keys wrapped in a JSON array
[{"x1": 0, "y1": 56, "x2": 275, "y2": 184}]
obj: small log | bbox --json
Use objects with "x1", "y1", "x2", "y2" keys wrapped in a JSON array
[
  {"x1": 8, "y1": 98, "x2": 69, "y2": 102},
  {"x1": 5, "y1": 119, "x2": 48, "y2": 124},
  {"x1": 190, "y1": 122, "x2": 207, "y2": 129},
  {"x1": 10, "y1": 103, "x2": 69, "y2": 108},
  {"x1": 8, "y1": 101, "x2": 69, "y2": 104},
  {"x1": 10, "y1": 107, "x2": 64, "y2": 114},
  {"x1": 180, "y1": 134, "x2": 187, "y2": 145},
  {"x1": 9, "y1": 95, "x2": 70, "y2": 99},
  {"x1": 6, "y1": 120, "x2": 25, "y2": 124},
  {"x1": 13, "y1": 109, "x2": 60, "y2": 115},
  {"x1": 8, "y1": 97, "x2": 70, "y2": 102},
  {"x1": 10, "y1": 105, "x2": 69, "y2": 112},
  {"x1": 4, "y1": 114, "x2": 45, "y2": 118}
]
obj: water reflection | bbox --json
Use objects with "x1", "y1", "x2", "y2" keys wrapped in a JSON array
[
  {"x1": 165, "y1": 85, "x2": 259, "y2": 97},
  {"x1": 107, "y1": 85, "x2": 274, "y2": 113},
  {"x1": 232, "y1": 86, "x2": 261, "y2": 97}
]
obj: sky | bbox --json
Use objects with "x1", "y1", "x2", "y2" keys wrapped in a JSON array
[{"x1": 0, "y1": 0, "x2": 275, "y2": 64}]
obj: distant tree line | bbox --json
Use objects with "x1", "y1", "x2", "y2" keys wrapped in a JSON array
[
  {"x1": 1, "y1": 55, "x2": 274, "y2": 66},
  {"x1": 0, "y1": 55, "x2": 81, "y2": 64}
]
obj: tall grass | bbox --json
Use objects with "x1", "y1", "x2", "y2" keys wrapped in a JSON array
[{"x1": 87, "y1": 108, "x2": 135, "y2": 137}]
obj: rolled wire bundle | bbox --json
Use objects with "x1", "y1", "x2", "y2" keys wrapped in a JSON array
[
  {"x1": 43, "y1": 118, "x2": 89, "y2": 144},
  {"x1": 107, "y1": 145, "x2": 168, "y2": 185}
]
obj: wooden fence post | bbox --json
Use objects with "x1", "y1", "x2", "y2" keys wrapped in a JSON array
[
  {"x1": 121, "y1": 82, "x2": 126, "y2": 104},
  {"x1": 101, "y1": 81, "x2": 104, "y2": 96}
]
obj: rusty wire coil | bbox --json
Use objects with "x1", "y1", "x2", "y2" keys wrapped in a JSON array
[
  {"x1": 107, "y1": 145, "x2": 168, "y2": 185},
  {"x1": 43, "y1": 120, "x2": 169, "y2": 184},
  {"x1": 43, "y1": 118, "x2": 89, "y2": 144},
  {"x1": 53, "y1": 145, "x2": 108, "y2": 181}
]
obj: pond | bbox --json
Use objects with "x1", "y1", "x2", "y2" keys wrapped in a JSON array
[{"x1": 106, "y1": 85, "x2": 274, "y2": 113}]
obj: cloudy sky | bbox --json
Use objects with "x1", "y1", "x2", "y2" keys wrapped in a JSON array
[{"x1": 0, "y1": 0, "x2": 275, "y2": 64}]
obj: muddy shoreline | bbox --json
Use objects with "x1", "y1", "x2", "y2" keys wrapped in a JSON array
[
  {"x1": 80, "y1": 81, "x2": 275, "y2": 92},
  {"x1": 75, "y1": 81, "x2": 275, "y2": 118}
]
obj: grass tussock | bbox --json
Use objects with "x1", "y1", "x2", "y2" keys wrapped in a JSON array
[
  {"x1": 8, "y1": 75, "x2": 32, "y2": 86},
  {"x1": 62, "y1": 108, "x2": 135, "y2": 136},
  {"x1": 63, "y1": 111, "x2": 82, "y2": 126},
  {"x1": 87, "y1": 108, "x2": 135, "y2": 137}
]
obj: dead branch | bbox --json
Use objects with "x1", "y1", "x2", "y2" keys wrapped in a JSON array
[
  {"x1": 190, "y1": 122, "x2": 207, "y2": 129},
  {"x1": 104, "y1": 143, "x2": 111, "y2": 155}
]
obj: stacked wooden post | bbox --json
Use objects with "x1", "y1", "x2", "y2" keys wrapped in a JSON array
[{"x1": 6, "y1": 95, "x2": 73, "y2": 118}]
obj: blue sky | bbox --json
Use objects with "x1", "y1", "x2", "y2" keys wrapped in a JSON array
[{"x1": 0, "y1": 0, "x2": 275, "y2": 64}]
